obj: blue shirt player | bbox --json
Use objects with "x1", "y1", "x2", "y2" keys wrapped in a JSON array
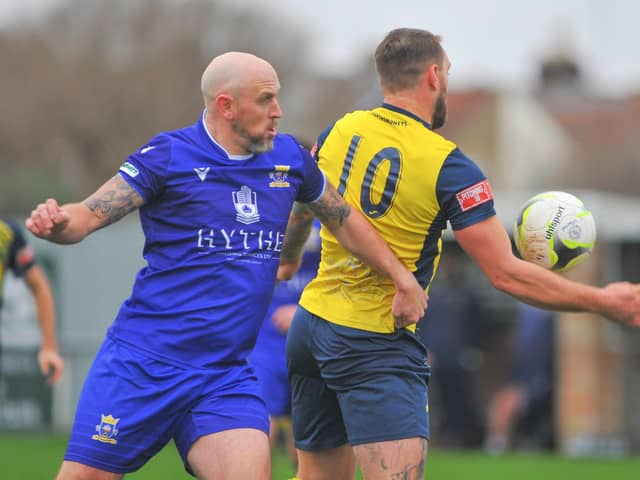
[
  {"x1": 26, "y1": 52, "x2": 427, "y2": 480},
  {"x1": 249, "y1": 219, "x2": 321, "y2": 464}
]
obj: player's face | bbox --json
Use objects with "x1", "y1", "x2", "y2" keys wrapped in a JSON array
[
  {"x1": 231, "y1": 72, "x2": 282, "y2": 154},
  {"x1": 432, "y1": 54, "x2": 451, "y2": 130}
]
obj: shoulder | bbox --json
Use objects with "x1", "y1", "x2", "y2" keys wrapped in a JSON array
[{"x1": 272, "y1": 134, "x2": 312, "y2": 162}]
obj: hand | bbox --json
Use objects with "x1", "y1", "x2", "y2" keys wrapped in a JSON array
[
  {"x1": 271, "y1": 304, "x2": 298, "y2": 333},
  {"x1": 277, "y1": 257, "x2": 302, "y2": 281},
  {"x1": 600, "y1": 282, "x2": 640, "y2": 327},
  {"x1": 391, "y1": 272, "x2": 428, "y2": 328},
  {"x1": 38, "y1": 348, "x2": 65, "y2": 386},
  {"x1": 26, "y1": 199, "x2": 70, "y2": 239}
]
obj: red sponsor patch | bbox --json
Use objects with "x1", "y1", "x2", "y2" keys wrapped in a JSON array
[
  {"x1": 16, "y1": 246, "x2": 35, "y2": 267},
  {"x1": 455, "y1": 179, "x2": 493, "y2": 212}
]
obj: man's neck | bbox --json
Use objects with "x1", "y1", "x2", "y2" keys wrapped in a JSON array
[
  {"x1": 202, "y1": 114, "x2": 252, "y2": 159},
  {"x1": 383, "y1": 93, "x2": 433, "y2": 125}
]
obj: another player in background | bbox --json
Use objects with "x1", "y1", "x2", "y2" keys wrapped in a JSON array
[
  {"x1": 280, "y1": 28, "x2": 640, "y2": 480},
  {"x1": 485, "y1": 304, "x2": 556, "y2": 454},
  {"x1": 249, "y1": 218, "x2": 321, "y2": 466},
  {"x1": 0, "y1": 217, "x2": 64, "y2": 386},
  {"x1": 417, "y1": 248, "x2": 485, "y2": 449},
  {"x1": 26, "y1": 51, "x2": 426, "y2": 480}
]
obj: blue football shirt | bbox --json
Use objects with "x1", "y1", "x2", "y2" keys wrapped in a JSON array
[
  {"x1": 108, "y1": 113, "x2": 325, "y2": 368},
  {"x1": 249, "y1": 220, "x2": 322, "y2": 373}
]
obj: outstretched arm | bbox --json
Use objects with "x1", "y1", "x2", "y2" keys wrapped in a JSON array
[
  {"x1": 303, "y1": 181, "x2": 427, "y2": 327},
  {"x1": 455, "y1": 215, "x2": 640, "y2": 326},
  {"x1": 23, "y1": 265, "x2": 64, "y2": 385},
  {"x1": 26, "y1": 174, "x2": 144, "y2": 244}
]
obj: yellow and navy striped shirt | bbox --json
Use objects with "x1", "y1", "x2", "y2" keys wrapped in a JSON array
[
  {"x1": 300, "y1": 104, "x2": 495, "y2": 333},
  {"x1": 0, "y1": 218, "x2": 35, "y2": 307}
]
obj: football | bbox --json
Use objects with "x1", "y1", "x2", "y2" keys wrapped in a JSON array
[{"x1": 513, "y1": 191, "x2": 596, "y2": 272}]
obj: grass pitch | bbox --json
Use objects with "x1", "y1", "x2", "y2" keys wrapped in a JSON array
[{"x1": 1, "y1": 432, "x2": 638, "y2": 479}]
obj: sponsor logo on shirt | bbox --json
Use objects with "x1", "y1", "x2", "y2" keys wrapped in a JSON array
[
  {"x1": 140, "y1": 145, "x2": 156, "y2": 154},
  {"x1": 91, "y1": 414, "x2": 120, "y2": 445},
  {"x1": 269, "y1": 165, "x2": 290, "y2": 188},
  {"x1": 119, "y1": 162, "x2": 140, "y2": 178},
  {"x1": 456, "y1": 179, "x2": 493, "y2": 212},
  {"x1": 197, "y1": 228, "x2": 285, "y2": 255},
  {"x1": 232, "y1": 186, "x2": 260, "y2": 224},
  {"x1": 194, "y1": 167, "x2": 210, "y2": 182}
]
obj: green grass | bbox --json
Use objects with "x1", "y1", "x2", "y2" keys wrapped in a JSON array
[{"x1": 1, "y1": 432, "x2": 639, "y2": 479}]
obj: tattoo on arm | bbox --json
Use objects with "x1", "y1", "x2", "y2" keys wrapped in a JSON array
[
  {"x1": 280, "y1": 202, "x2": 314, "y2": 262},
  {"x1": 308, "y1": 182, "x2": 350, "y2": 227},
  {"x1": 83, "y1": 174, "x2": 143, "y2": 229}
]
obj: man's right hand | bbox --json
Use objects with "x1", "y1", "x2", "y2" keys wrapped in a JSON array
[
  {"x1": 26, "y1": 198, "x2": 70, "y2": 238},
  {"x1": 392, "y1": 272, "x2": 428, "y2": 328},
  {"x1": 599, "y1": 282, "x2": 640, "y2": 327}
]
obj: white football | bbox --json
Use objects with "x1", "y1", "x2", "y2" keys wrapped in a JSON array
[{"x1": 513, "y1": 191, "x2": 596, "y2": 272}]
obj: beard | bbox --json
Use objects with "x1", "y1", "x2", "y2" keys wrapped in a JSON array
[
  {"x1": 231, "y1": 120, "x2": 275, "y2": 154},
  {"x1": 431, "y1": 91, "x2": 447, "y2": 130}
]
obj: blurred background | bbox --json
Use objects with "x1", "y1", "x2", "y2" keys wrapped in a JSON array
[{"x1": 1, "y1": 0, "x2": 639, "y2": 466}]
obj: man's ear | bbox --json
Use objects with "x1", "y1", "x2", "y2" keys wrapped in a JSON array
[
  {"x1": 426, "y1": 63, "x2": 440, "y2": 90},
  {"x1": 216, "y1": 94, "x2": 234, "y2": 119}
]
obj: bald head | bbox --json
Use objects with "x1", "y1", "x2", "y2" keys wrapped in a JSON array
[{"x1": 201, "y1": 52, "x2": 277, "y2": 107}]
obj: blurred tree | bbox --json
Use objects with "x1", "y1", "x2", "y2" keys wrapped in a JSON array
[{"x1": 0, "y1": 0, "x2": 310, "y2": 213}]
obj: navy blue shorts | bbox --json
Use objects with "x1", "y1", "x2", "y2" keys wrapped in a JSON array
[
  {"x1": 65, "y1": 336, "x2": 269, "y2": 474},
  {"x1": 286, "y1": 307, "x2": 430, "y2": 450}
]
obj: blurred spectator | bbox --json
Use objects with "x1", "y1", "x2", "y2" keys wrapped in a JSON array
[
  {"x1": 0, "y1": 217, "x2": 64, "y2": 386},
  {"x1": 417, "y1": 248, "x2": 486, "y2": 448},
  {"x1": 248, "y1": 217, "x2": 321, "y2": 465},
  {"x1": 484, "y1": 303, "x2": 556, "y2": 454}
]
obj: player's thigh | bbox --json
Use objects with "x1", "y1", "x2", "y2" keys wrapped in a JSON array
[
  {"x1": 65, "y1": 337, "x2": 196, "y2": 474},
  {"x1": 296, "y1": 444, "x2": 356, "y2": 480},
  {"x1": 187, "y1": 428, "x2": 270, "y2": 480},
  {"x1": 320, "y1": 325, "x2": 430, "y2": 445},
  {"x1": 56, "y1": 461, "x2": 123, "y2": 480},
  {"x1": 173, "y1": 363, "x2": 270, "y2": 475},
  {"x1": 287, "y1": 308, "x2": 349, "y2": 451},
  {"x1": 354, "y1": 437, "x2": 428, "y2": 480}
]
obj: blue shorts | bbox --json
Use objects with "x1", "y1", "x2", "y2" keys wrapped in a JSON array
[
  {"x1": 252, "y1": 361, "x2": 291, "y2": 417},
  {"x1": 286, "y1": 307, "x2": 430, "y2": 450},
  {"x1": 65, "y1": 336, "x2": 269, "y2": 474}
]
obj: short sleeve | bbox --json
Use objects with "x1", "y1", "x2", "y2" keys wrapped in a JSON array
[
  {"x1": 436, "y1": 148, "x2": 496, "y2": 230},
  {"x1": 118, "y1": 134, "x2": 172, "y2": 202},
  {"x1": 296, "y1": 144, "x2": 326, "y2": 203}
]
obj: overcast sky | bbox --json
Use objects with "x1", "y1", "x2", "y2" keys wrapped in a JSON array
[{"x1": 2, "y1": 0, "x2": 639, "y2": 95}]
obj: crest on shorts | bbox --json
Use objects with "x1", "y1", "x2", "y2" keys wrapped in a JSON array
[{"x1": 92, "y1": 413, "x2": 120, "y2": 444}]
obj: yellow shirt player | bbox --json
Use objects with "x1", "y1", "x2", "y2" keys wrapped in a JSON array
[
  {"x1": 281, "y1": 27, "x2": 640, "y2": 480},
  {"x1": 299, "y1": 105, "x2": 494, "y2": 333}
]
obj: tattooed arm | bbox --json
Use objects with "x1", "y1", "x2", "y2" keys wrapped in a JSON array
[
  {"x1": 278, "y1": 202, "x2": 315, "y2": 280},
  {"x1": 25, "y1": 174, "x2": 144, "y2": 244},
  {"x1": 302, "y1": 181, "x2": 428, "y2": 327}
]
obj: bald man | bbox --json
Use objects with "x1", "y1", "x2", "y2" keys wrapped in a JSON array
[{"x1": 26, "y1": 52, "x2": 427, "y2": 479}]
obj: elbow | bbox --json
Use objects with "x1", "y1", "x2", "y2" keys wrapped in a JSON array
[
  {"x1": 489, "y1": 272, "x2": 512, "y2": 294},
  {"x1": 484, "y1": 261, "x2": 517, "y2": 294}
]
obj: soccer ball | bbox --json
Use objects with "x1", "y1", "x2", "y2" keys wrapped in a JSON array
[{"x1": 513, "y1": 191, "x2": 596, "y2": 272}]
